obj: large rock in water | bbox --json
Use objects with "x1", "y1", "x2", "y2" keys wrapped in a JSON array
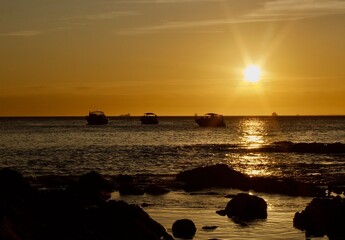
[
  {"x1": 176, "y1": 164, "x2": 320, "y2": 197},
  {"x1": 176, "y1": 164, "x2": 249, "y2": 191},
  {"x1": 225, "y1": 193, "x2": 267, "y2": 220},
  {"x1": 294, "y1": 197, "x2": 345, "y2": 239},
  {"x1": 172, "y1": 219, "x2": 197, "y2": 239},
  {"x1": 249, "y1": 177, "x2": 319, "y2": 197},
  {"x1": 68, "y1": 171, "x2": 114, "y2": 205},
  {"x1": 84, "y1": 200, "x2": 174, "y2": 240}
]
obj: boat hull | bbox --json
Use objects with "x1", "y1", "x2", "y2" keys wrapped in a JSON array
[
  {"x1": 140, "y1": 117, "x2": 159, "y2": 124},
  {"x1": 195, "y1": 113, "x2": 226, "y2": 127},
  {"x1": 86, "y1": 117, "x2": 108, "y2": 125},
  {"x1": 195, "y1": 118, "x2": 225, "y2": 127},
  {"x1": 86, "y1": 111, "x2": 109, "y2": 125}
]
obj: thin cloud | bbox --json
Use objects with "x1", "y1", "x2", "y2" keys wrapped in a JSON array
[
  {"x1": 245, "y1": 0, "x2": 345, "y2": 21},
  {"x1": 61, "y1": 11, "x2": 136, "y2": 21},
  {"x1": 121, "y1": 0, "x2": 345, "y2": 34},
  {"x1": 2, "y1": 10, "x2": 136, "y2": 37},
  {"x1": 2, "y1": 30, "x2": 42, "y2": 37}
]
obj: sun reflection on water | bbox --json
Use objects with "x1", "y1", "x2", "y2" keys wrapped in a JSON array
[
  {"x1": 238, "y1": 154, "x2": 274, "y2": 177},
  {"x1": 232, "y1": 118, "x2": 274, "y2": 177},
  {"x1": 239, "y1": 118, "x2": 268, "y2": 149}
]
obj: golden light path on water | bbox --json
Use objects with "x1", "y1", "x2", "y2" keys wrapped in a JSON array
[
  {"x1": 239, "y1": 118, "x2": 267, "y2": 148},
  {"x1": 228, "y1": 118, "x2": 274, "y2": 177}
]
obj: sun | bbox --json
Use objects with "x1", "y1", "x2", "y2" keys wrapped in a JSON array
[{"x1": 243, "y1": 65, "x2": 262, "y2": 82}]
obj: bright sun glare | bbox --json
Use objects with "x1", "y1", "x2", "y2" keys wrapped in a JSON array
[{"x1": 243, "y1": 65, "x2": 262, "y2": 83}]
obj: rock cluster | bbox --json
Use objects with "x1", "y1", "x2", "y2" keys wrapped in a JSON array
[
  {"x1": 0, "y1": 168, "x2": 173, "y2": 240},
  {"x1": 294, "y1": 197, "x2": 345, "y2": 239},
  {"x1": 176, "y1": 164, "x2": 248, "y2": 191},
  {"x1": 1, "y1": 164, "x2": 339, "y2": 240},
  {"x1": 176, "y1": 164, "x2": 320, "y2": 196},
  {"x1": 172, "y1": 219, "x2": 197, "y2": 239}
]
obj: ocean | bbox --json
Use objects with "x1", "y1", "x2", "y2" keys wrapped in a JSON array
[{"x1": 1, "y1": 116, "x2": 344, "y2": 239}]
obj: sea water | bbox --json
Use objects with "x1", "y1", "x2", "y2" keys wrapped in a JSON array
[{"x1": 0, "y1": 116, "x2": 344, "y2": 239}]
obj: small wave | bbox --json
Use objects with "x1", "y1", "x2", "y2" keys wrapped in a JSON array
[
  {"x1": 191, "y1": 142, "x2": 345, "y2": 154},
  {"x1": 261, "y1": 141, "x2": 345, "y2": 153}
]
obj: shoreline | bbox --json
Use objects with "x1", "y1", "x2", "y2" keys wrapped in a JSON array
[{"x1": 1, "y1": 165, "x2": 345, "y2": 239}]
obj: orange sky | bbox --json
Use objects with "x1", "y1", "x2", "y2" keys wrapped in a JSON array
[{"x1": 1, "y1": 0, "x2": 345, "y2": 116}]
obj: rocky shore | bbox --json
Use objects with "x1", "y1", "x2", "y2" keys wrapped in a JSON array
[{"x1": 1, "y1": 164, "x2": 345, "y2": 239}]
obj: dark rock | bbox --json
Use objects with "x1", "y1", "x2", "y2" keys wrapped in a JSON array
[
  {"x1": 249, "y1": 177, "x2": 319, "y2": 197},
  {"x1": 202, "y1": 225, "x2": 218, "y2": 230},
  {"x1": 78, "y1": 171, "x2": 113, "y2": 192},
  {"x1": 0, "y1": 169, "x2": 173, "y2": 240},
  {"x1": 176, "y1": 164, "x2": 249, "y2": 191},
  {"x1": 232, "y1": 218, "x2": 249, "y2": 227},
  {"x1": 141, "y1": 202, "x2": 151, "y2": 208},
  {"x1": 117, "y1": 174, "x2": 134, "y2": 184},
  {"x1": 145, "y1": 184, "x2": 170, "y2": 195},
  {"x1": 86, "y1": 200, "x2": 174, "y2": 240},
  {"x1": 68, "y1": 171, "x2": 113, "y2": 205},
  {"x1": 224, "y1": 194, "x2": 237, "y2": 198},
  {"x1": 294, "y1": 197, "x2": 345, "y2": 239},
  {"x1": 119, "y1": 183, "x2": 145, "y2": 195},
  {"x1": 225, "y1": 193, "x2": 267, "y2": 220},
  {"x1": 216, "y1": 209, "x2": 227, "y2": 216},
  {"x1": 327, "y1": 181, "x2": 345, "y2": 196},
  {"x1": 176, "y1": 164, "x2": 320, "y2": 197},
  {"x1": 190, "y1": 192, "x2": 219, "y2": 196},
  {"x1": 172, "y1": 219, "x2": 197, "y2": 239},
  {"x1": 268, "y1": 141, "x2": 345, "y2": 153},
  {"x1": 0, "y1": 168, "x2": 32, "y2": 198}
]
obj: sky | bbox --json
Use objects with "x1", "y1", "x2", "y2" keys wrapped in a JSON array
[{"x1": 1, "y1": 0, "x2": 345, "y2": 116}]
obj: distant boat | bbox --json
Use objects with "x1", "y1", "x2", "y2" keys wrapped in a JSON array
[
  {"x1": 195, "y1": 113, "x2": 226, "y2": 127},
  {"x1": 272, "y1": 112, "x2": 278, "y2": 117},
  {"x1": 119, "y1": 113, "x2": 130, "y2": 117},
  {"x1": 141, "y1": 112, "x2": 159, "y2": 124},
  {"x1": 118, "y1": 113, "x2": 131, "y2": 119},
  {"x1": 86, "y1": 111, "x2": 109, "y2": 125}
]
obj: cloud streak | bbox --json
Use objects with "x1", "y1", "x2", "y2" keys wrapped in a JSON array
[
  {"x1": 61, "y1": 11, "x2": 136, "y2": 21},
  {"x1": 245, "y1": 0, "x2": 345, "y2": 21},
  {"x1": 122, "y1": 0, "x2": 345, "y2": 34},
  {"x1": 1, "y1": 10, "x2": 136, "y2": 38},
  {"x1": 1, "y1": 30, "x2": 43, "y2": 37}
]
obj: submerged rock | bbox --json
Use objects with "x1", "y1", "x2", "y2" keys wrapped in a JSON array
[
  {"x1": 145, "y1": 184, "x2": 170, "y2": 195},
  {"x1": 172, "y1": 219, "x2": 197, "y2": 239},
  {"x1": 294, "y1": 197, "x2": 345, "y2": 239},
  {"x1": 176, "y1": 164, "x2": 249, "y2": 191},
  {"x1": 266, "y1": 141, "x2": 345, "y2": 153},
  {"x1": 249, "y1": 177, "x2": 319, "y2": 197},
  {"x1": 202, "y1": 225, "x2": 218, "y2": 231},
  {"x1": 216, "y1": 209, "x2": 227, "y2": 216},
  {"x1": 68, "y1": 171, "x2": 113, "y2": 205},
  {"x1": 225, "y1": 193, "x2": 267, "y2": 220},
  {"x1": 119, "y1": 183, "x2": 145, "y2": 195},
  {"x1": 177, "y1": 164, "x2": 320, "y2": 197}
]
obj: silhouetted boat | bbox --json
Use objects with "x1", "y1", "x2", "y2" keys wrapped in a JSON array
[
  {"x1": 195, "y1": 113, "x2": 226, "y2": 127},
  {"x1": 86, "y1": 111, "x2": 109, "y2": 125},
  {"x1": 141, "y1": 113, "x2": 159, "y2": 124}
]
